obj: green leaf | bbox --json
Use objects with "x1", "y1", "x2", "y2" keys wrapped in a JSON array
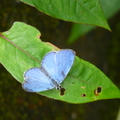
[
  {"x1": 20, "y1": 0, "x2": 110, "y2": 31},
  {"x1": 0, "y1": 22, "x2": 119, "y2": 104},
  {"x1": 67, "y1": 24, "x2": 95, "y2": 44},
  {"x1": 68, "y1": 0, "x2": 120, "y2": 44}
]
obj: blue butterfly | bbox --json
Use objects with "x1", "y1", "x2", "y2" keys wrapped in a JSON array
[{"x1": 22, "y1": 49, "x2": 75, "y2": 92}]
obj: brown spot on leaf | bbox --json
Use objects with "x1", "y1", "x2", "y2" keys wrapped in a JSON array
[
  {"x1": 38, "y1": 35, "x2": 41, "y2": 39},
  {"x1": 81, "y1": 86, "x2": 85, "y2": 89}
]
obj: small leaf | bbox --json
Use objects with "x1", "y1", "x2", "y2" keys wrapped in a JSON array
[
  {"x1": 0, "y1": 22, "x2": 119, "y2": 104},
  {"x1": 20, "y1": 0, "x2": 110, "y2": 31},
  {"x1": 67, "y1": 24, "x2": 95, "y2": 44}
]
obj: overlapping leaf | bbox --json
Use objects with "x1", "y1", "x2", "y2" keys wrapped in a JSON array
[
  {"x1": 68, "y1": 0, "x2": 120, "y2": 44},
  {"x1": 20, "y1": 0, "x2": 110, "y2": 31}
]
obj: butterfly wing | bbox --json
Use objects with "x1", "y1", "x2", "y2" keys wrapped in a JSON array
[
  {"x1": 42, "y1": 49, "x2": 75, "y2": 84},
  {"x1": 22, "y1": 68, "x2": 54, "y2": 92}
]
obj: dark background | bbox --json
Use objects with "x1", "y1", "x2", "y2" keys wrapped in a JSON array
[{"x1": 0, "y1": 0, "x2": 120, "y2": 120}]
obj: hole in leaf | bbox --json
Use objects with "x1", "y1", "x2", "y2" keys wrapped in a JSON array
[
  {"x1": 94, "y1": 87, "x2": 102, "y2": 96},
  {"x1": 60, "y1": 87, "x2": 65, "y2": 96},
  {"x1": 81, "y1": 94, "x2": 86, "y2": 97}
]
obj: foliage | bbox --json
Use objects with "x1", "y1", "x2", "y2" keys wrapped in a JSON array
[
  {"x1": 0, "y1": 22, "x2": 119, "y2": 103},
  {"x1": 68, "y1": 0, "x2": 120, "y2": 44}
]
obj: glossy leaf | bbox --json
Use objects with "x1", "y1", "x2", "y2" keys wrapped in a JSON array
[
  {"x1": 0, "y1": 22, "x2": 119, "y2": 103},
  {"x1": 20, "y1": 0, "x2": 110, "y2": 31}
]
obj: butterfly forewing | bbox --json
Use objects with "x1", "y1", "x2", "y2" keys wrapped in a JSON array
[
  {"x1": 42, "y1": 49, "x2": 75, "y2": 83},
  {"x1": 55, "y1": 50, "x2": 75, "y2": 82}
]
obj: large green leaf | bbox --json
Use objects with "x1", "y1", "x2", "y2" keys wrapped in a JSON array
[
  {"x1": 68, "y1": 0, "x2": 120, "y2": 44},
  {"x1": 0, "y1": 22, "x2": 119, "y2": 104},
  {"x1": 20, "y1": 0, "x2": 110, "y2": 31}
]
